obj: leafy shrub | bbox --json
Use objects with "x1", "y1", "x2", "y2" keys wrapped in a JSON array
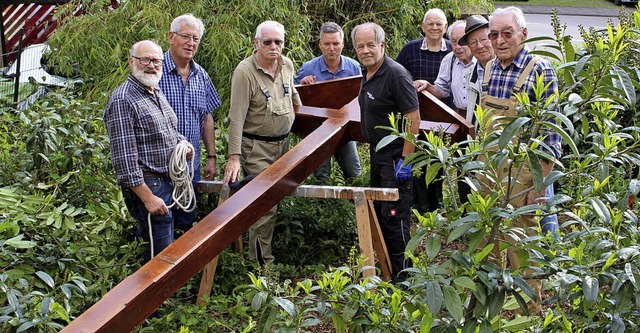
[{"x1": 0, "y1": 90, "x2": 142, "y2": 332}]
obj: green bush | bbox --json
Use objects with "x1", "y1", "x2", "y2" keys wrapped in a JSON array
[{"x1": 0, "y1": 90, "x2": 143, "y2": 332}]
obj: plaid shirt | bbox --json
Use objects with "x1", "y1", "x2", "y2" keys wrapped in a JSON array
[
  {"x1": 104, "y1": 74, "x2": 185, "y2": 187},
  {"x1": 159, "y1": 52, "x2": 222, "y2": 166},
  {"x1": 486, "y1": 48, "x2": 562, "y2": 159}
]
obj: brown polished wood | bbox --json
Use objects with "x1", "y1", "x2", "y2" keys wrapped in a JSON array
[{"x1": 62, "y1": 75, "x2": 473, "y2": 332}]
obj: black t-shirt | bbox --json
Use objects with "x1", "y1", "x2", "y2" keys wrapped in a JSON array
[{"x1": 359, "y1": 56, "x2": 419, "y2": 148}]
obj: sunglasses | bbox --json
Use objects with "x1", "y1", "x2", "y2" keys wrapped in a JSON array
[
  {"x1": 488, "y1": 30, "x2": 516, "y2": 40},
  {"x1": 261, "y1": 39, "x2": 284, "y2": 46}
]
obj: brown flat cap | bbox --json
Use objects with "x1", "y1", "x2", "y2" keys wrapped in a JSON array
[{"x1": 458, "y1": 15, "x2": 489, "y2": 46}]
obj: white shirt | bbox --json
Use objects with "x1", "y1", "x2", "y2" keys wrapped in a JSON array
[{"x1": 433, "y1": 53, "x2": 476, "y2": 110}]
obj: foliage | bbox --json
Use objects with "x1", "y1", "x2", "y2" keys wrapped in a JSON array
[
  {"x1": 0, "y1": 90, "x2": 144, "y2": 332},
  {"x1": 45, "y1": 0, "x2": 492, "y2": 113},
  {"x1": 141, "y1": 8, "x2": 640, "y2": 333},
  {"x1": 4, "y1": 1, "x2": 640, "y2": 332},
  {"x1": 274, "y1": 197, "x2": 358, "y2": 267}
]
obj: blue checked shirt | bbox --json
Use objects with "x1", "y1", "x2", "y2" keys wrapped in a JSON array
[
  {"x1": 294, "y1": 55, "x2": 361, "y2": 84},
  {"x1": 159, "y1": 52, "x2": 222, "y2": 167},
  {"x1": 104, "y1": 74, "x2": 185, "y2": 187},
  {"x1": 486, "y1": 48, "x2": 562, "y2": 159}
]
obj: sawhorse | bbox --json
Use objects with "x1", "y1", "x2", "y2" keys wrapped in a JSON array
[{"x1": 195, "y1": 181, "x2": 399, "y2": 305}]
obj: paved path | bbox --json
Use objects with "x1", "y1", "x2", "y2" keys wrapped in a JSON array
[{"x1": 511, "y1": 4, "x2": 634, "y2": 16}]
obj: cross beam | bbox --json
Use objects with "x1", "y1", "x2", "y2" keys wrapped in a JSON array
[{"x1": 61, "y1": 75, "x2": 473, "y2": 332}]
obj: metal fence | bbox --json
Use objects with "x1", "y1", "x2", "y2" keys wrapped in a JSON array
[{"x1": 1, "y1": 28, "x2": 24, "y2": 105}]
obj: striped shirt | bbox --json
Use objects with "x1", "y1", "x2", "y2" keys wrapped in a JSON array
[
  {"x1": 159, "y1": 52, "x2": 222, "y2": 166},
  {"x1": 485, "y1": 48, "x2": 562, "y2": 159},
  {"x1": 104, "y1": 74, "x2": 185, "y2": 187}
]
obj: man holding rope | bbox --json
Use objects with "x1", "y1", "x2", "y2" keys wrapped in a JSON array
[{"x1": 105, "y1": 40, "x2": 193, "y2": 262}]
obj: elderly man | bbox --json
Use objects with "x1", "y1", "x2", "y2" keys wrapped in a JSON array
[
  {"x1": 459, "y1": 15, "x2": 560, "y2": 236},
  {"x1": 352, "y1": 22, "x2": 421, "y2": 283},
  {"x1": 480, "y1": 6, "x2": 562, "y2": 313},
  {"x1": 295, "y1": 22, "x2": 362, "y2": 185},
  {"x1": 159, "y1": 14, "x2": 222, "y2": 234},
  {"x1": 458, "y1": 15, "x2": 495, "y2": 125},
  {"x1": 104, "y1": 40, "x2": 192, "y2": 262},
  {"x1": 223, "y1": 21, "x2": 301, "y2": 265},
  {"x1": 396, "y1": 8, "x2": 452, "y2": 215},
  {"x1": 417, "y1": 20, "x2": 476, "y2": 117}
]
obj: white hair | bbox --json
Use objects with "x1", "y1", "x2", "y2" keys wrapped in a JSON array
[
  {"x1": 255, "y1": 20, "x2": 285, "y2": 39},
  {"x1": 170, "y1": 13, "x2": 205, "y2": 37},
  {"x1": 423, "y1": 8, "x2": 446, "y2": 24},
  {"x1": 490, "y1": 6, "x2": 527, "y2": 30}
]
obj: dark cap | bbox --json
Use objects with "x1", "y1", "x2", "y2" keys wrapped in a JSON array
[{"x1": 458, "y1": 15, "x2": 489, "y2": 46}]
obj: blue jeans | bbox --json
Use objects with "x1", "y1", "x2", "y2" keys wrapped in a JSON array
[
  {"x1": 124, "y1": 177, "x2": 175, "y2": 263},
  {"x1": 314, "y1": 141, "x2": 362, "y2": 184},
  {"x1": 173, "y1": 166, "x2": 198, "y2": 233},
  {"x1": 540, "y1": 184, "x2": 559, "y2": 239}
]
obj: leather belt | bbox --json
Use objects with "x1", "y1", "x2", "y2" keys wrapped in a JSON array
[
  {"x1": 143, "y1": 171, "x2": 168, "y2": 179},
  {"x1": 243, "y1": 132, "x2": 289, "y2": 142},
  {"x1": 456, "y1": 108, "x2": 466, "y2": 116}
]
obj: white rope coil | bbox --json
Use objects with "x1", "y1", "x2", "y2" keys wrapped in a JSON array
[{"x1": 148, "y1": 140, "x2": 196, "y2": 258}]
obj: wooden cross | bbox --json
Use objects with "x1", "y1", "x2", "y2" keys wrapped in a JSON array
[{"x1": 61, "y1": 76, "x2": 473, "y2": 332}]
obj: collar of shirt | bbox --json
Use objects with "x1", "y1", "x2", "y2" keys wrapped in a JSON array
[
  {"x1": 251, "y1": 50, "x2": 284, "y2": 73},
  {"x1": 496, "y1": 46, "x2": 530, "y2": 71},
  {"x1": 420, "y1": 38, "x2": 447, "y2": 51},
  {"x1": 455, "y1": 56, "x2": 477, "y2": 70},
  {"x1": 318, "y1": 55, "x2": 347, "y2": 75},
  {"x1": 362, "y1": 55, "x2": 391, "y2": 82},
  {"x1": 164, "y1": 51, "x2": 200, "y2": 76}
]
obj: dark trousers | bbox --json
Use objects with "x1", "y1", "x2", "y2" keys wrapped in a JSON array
[
  {"x1": 123, "y1": 177, "x2": 175, "y2": 263},
  {"x1": 370, "y1": 145, "x2": 413, "y2": 283},
  {"x1": 412, "y1": 166, "x2": 443, "y2": 214}
]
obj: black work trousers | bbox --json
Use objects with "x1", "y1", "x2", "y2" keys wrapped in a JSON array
[{"x1": 370, "y1": 145, "x2": 413, "y2": 283}]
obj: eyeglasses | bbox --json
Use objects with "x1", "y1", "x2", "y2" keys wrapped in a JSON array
[
  {"x1": 131, "y1": 56, "x2": 163, "y2": 67},
  {"x1": 173, "y1": 31, "x2": 201, "y2": 44},
  {"x1": 261, "y1": 39, "x2": 284, "y2": 46},
  {"x1": 488, "y1": 30, "x2": 516, "y2": 40},
  {"x1": 468, "y1": 36, "x2": 491, "y2": 48}
]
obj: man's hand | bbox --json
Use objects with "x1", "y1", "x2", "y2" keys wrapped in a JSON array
[
  {"x1": 527, "y1": 188, "x2": 547, "y2": 205},
  {"x1": 300, "y1": 75, "x2": 317, "y2": 85},
  {"x1": 223, "y1": 154, "x2": 242, "y2": 184},
  {"x1": 394, "y1": 159, "x2": 412, "y2": 185},
  {"x1": 180, "y1": 140, "x2": 194, "y2": 160},
  {"x1": 132, "y1": 183, "x2": 168, "y2": 215},
  {"x1": 413, "y1": 79, "x2": 429, "y2": 92},
  {"x1": 144, "y1": 195, "x2": 169, "y2": 215},
  {"x1": 203, "y1": 157, "x2": 217, "y2": 180}
]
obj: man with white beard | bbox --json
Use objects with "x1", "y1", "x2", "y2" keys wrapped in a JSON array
[{"x1": 104, "y1": 40, "x2": 193, "y2": 263}]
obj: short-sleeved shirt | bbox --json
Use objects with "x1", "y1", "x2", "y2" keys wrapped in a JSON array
[
  {"x1": 359, "y1": 56, "x2": 420, "y2": 148},
  {"x1": 227, "y1": 53, "x2": 302, "y2": 156},
  {"x1": 104, "y1": 74, "x2": 185, "y2": 187},
  {"x1": 395, "y1": 38, "x2": 452, "y2": 84},
  {"x1": 485, "y1": 48, "x2": 562, "y2": 158},
  {"x1": 159, "y1": 52, "x2": 222, "y2": 165},
  {"x1": 294, "y1": 55, "x2": 361, "y2": 84}
]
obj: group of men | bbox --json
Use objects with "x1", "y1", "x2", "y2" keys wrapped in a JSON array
[
  {"x1": 406, "y1": 7, "x2": 560, "y2": 311},
  {"x1": 104, "y1": 6, "x2": 561, "y2": 302}
]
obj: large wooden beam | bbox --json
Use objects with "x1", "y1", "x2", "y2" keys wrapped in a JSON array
[
  {"x1": 61, "y1": 118, "x2": 349, "y2": 333},
  {"x1": 62, "y1": 75, "x2": 473, "y2": 332}
]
